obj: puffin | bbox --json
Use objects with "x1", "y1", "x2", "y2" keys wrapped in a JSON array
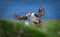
[{"x1": 12, "y1": 7, "x2": 45, "y2": 27}]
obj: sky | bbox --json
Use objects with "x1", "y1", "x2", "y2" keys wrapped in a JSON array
[{"x1": 0, "y1": 0, "x2": 60, "y2": 20}]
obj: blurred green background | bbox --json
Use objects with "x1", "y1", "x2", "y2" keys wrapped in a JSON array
[{"x1": 0, "y1": 20, "x2": 60, "y2": 37}]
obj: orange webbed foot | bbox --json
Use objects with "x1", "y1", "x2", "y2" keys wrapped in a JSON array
[{"x1": 40, "y1": 20, "x2": 44, "y2": 25}]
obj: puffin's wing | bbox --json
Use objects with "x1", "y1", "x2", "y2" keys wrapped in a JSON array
[
  {"x1": 12, "y1": 14, "x2": 28, "y2": 20},
  {"x1": 36, "y1": 7, "x2": 45, "y2": 17}
]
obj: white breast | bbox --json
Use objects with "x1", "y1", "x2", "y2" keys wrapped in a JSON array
[{"x1": 29, "y1": 13, "x2": 39, "y2": 22}]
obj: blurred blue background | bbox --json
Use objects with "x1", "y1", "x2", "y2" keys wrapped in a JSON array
[{"x1": 0, "y1": 0, "x2": 60, "y2": 20}]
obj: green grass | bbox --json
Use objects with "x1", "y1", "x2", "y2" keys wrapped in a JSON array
[{"x1": 0, "y1": 20, "x2": 60, "y2": 37}]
